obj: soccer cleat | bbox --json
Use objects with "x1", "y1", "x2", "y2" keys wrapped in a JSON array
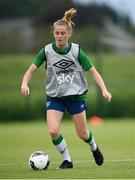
[
  {"x1": 92, "y1": 146, "x2": 104, "y2": 166},
  {"x1": 59, "y1": 160, "x2": 73, "y2": 169}
]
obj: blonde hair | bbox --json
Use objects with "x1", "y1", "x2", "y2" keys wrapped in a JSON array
[{"x1": 53, "y1": 8, "x2": 77, "y2": 34}]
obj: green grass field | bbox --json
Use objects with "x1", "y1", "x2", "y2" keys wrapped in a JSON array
[{"x1": 0, "y1": 119, "x2": 135, "y2": 179}]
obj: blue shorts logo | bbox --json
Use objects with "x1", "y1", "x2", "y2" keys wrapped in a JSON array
[{"x1": 46, "y1": 101, "x2": 51, "y2": 108}]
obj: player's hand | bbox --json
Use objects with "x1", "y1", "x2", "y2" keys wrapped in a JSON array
[
  {"x1": 21, "y1": 85, "x2": 30, "y2": 96},
  {"x1": 102, "y1": 90, "x2": 112, "y2": 102}
]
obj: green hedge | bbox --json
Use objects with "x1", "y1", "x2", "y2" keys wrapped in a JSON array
[
  {"x1": 0, "y1": 90, "x2": 135, "y2": 121},
  {"x1": 0, "y1": 53, "x2": 135, "y2": 121}
]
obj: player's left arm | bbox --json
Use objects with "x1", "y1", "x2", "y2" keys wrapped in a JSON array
[
  {"x1": 89, "y1": 66, "x2": 112, "y2": 102},
  {"x1": 79, "y1": 48, "x2": 112, "y2": 102}
]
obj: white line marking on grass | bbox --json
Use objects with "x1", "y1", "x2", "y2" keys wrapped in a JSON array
[
  {"x1": 0, "y1": 158, "x2": 135, "y2": 167},
  {"x1": 52, "y1": 158, "x2": 135, "y2": 164},
  {"x1": 75, "y1": 158, "x2": 135, "y2": 163},
  {"x1": 108, "y1": 158, "x2": 135, "y2": 162},
  {"x1": 0, "y1": 159, "x2": 134, "y2": 167}
]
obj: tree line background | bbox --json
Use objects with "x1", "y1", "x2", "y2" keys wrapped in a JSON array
[
  {"x1": 0, "y1": 0, "x2": 135, "y2": 53},
  {"x1": 0, "y1": 0, "x2": 135, "y2": 121}
]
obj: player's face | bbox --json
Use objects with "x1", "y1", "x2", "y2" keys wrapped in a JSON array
[{"x1": 53, "y1": 24, "x2": 71, "y2": 48}]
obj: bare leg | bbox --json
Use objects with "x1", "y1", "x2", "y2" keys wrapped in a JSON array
[
  {"x1": 72, "y1": 111, "x2": 104, "y2": 166},
  {"x1": 47, "y1": 110, "x2": 63, "y2": 139},
  {"x1": 72, "y1": 111, "x2": 97, "y2": 150},
  {"x1": 47, "y1": 110, "x2": 72, "y2": 166},
  {"x1": 72, "y1": 111, "x2": 89, "y2": 140}
]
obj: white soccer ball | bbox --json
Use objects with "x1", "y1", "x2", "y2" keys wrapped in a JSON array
[{"x1": 29, "y1": 151, "x2": 50, "y2": 170}]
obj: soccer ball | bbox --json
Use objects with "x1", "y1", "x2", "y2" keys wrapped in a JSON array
[{"x1": 29, "y1": 151, "x2": 50, "y2": 170}]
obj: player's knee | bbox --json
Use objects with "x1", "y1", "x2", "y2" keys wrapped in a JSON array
[
  {"x1": 49, "y1": 129, "x2": 59, "y2": 139},
  {"x1": 78, "y1": 132, "x2": 88, "y2": 141}
]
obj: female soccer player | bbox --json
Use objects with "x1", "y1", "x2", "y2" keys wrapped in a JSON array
[{"x1": 21, "y1": 8, "x2": 112, "y2": 169}]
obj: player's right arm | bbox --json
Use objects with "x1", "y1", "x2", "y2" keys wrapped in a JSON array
[
  {"x1": 21, "y1": 48, "x2": 46, "y2": 96},
  {"x1": 21, "y1": 64, "x2": 37, "y2": 96}
]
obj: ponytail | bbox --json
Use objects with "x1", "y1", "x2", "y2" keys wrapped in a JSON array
[
  {"x1": 62, "y1": 8, "x2": 77, "y2": 26},
  {"x1": 53, "y1": 8, "x2": 77, "y2": 34}
]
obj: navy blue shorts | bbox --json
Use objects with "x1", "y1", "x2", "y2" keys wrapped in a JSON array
[{"x1": 46, "y1": 97, "x2": 86, "y2": 115}]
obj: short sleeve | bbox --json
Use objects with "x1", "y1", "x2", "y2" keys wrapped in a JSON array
[
  {"x1": 78, "y1": 48, "x2": 93, "y2": 71},
  {"x1": 33, "y1": 48, "x2": 46, "y2": 68}
]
